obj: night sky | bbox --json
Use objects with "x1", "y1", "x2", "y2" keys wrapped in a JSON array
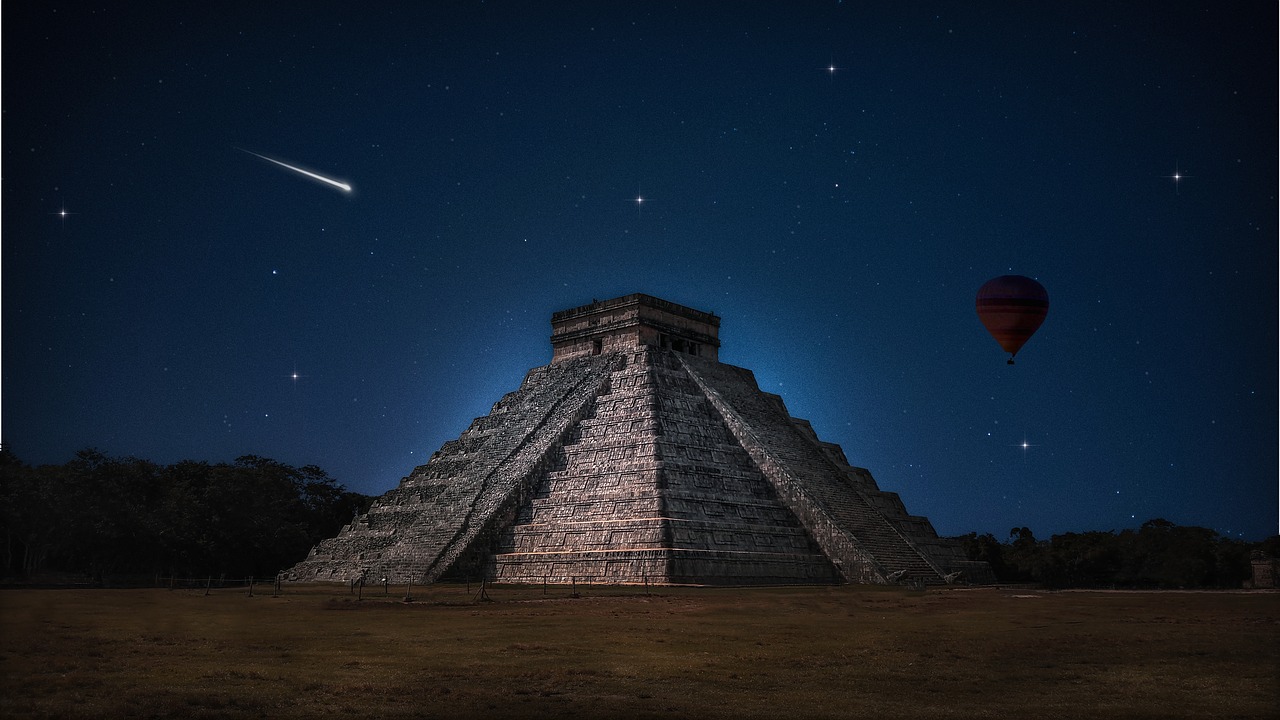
[{"x1": 5, "y1": 2, "x2": 1276, "y2": 541}]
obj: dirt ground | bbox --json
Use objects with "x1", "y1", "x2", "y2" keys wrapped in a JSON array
[{"x1": 1, "y1": 583, "x2": 1276, "y2": 719}]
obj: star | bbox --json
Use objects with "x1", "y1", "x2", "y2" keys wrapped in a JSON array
[
  {"x1": 50, "y1": 202, "x2": 76, "y2": 227},
  {"x1": 1012, "y1": 436, "x2": 1037, "y2": 458},
  {"x1": 1165, "y1": 161, "x2": 1190, "y2": 194}
]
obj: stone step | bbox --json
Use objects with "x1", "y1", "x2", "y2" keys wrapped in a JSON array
[
  {"x1": 290, "y1": 344, "x2": 966, "y2": 588},
  {"x1": 679, "y1": 356, "x2": 944, "y2": 583}
]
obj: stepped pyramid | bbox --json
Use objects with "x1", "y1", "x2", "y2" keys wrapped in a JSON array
[{"x1": 288, "y1": 294, "x2": 988, "y2": 586}]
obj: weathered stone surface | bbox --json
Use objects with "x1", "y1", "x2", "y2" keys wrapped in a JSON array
[
  {"x1": 551, "y1": 293, "x2": 720, "y2": 363},
  {"x1": 1247, "y1": 552, "x2": 1278, "y2": 588},
  {"x1": 287, "y1": 294, "x2": 986, "y2": 586}
]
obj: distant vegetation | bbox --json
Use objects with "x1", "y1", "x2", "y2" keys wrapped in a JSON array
[
  {"x1": 956, "y1": 522, "x2": 1277, "y2": 589},
  {"x1": 0, "y1": 447, "x2": 372, "y2": 581},
  {"x1": 1, "y1": 446, "x2": 1272, "y2": 589}
]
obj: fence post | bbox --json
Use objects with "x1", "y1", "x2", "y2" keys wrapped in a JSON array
[
  {"x1": 247, "y1": 576, "x2": 254, "y2": 597},
  {"x1": 205, "y1": 576, "x2": 212, "y2": 596}
]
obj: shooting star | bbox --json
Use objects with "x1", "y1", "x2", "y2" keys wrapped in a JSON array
[{"x1": 238, "y1": 148, "x2": 353, "y2": 193}]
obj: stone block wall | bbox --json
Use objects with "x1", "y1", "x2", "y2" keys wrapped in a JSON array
[
  {"x1": 289, "y1": 333, "x2": 982, "y2": 586},
  {"x1": 488, "y1": 347, "x2": 838, "y2": 585},
  {"x1": 678, "y1": 354, "x2": 951, "y2": 584},
  {"x1": 551, "y1": 294, "x2": 720, "y2": 363},
  {"x1": 287, "y1": 353, "x2": 619, "y2": 583}
]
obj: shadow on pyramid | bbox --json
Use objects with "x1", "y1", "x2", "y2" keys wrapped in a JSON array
[{"x1": 288, "y1": 294, "x2": 991, "y2": 586}]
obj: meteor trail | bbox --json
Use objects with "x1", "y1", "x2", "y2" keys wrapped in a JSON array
[{"x1": 238, "y1": 148, "x2": 352, "y2": 193}]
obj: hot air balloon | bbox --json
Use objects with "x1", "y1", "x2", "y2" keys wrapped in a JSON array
[{"x1": 976, "y1": 275, "x2": 1049, "y2": 364}]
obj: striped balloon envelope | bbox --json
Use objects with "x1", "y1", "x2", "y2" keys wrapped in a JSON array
[{"x1": 975, "y1": 275, "x2": 1049, "y2": 364}]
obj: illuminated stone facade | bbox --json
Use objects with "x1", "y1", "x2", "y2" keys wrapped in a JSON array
[
  {"x1": 550, "y1": 294, "x2": 720, "y2": 363},
  {"x1": 288, "y1": 295, "x2": 985, "y2": 586}
]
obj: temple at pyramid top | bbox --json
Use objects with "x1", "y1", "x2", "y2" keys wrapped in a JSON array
[
  {"x1": 550, "y1": 293, "x2": 721, "y2": 362},
  {"x1": 288, "y1": 293, "x2": 990, "y2": 587}
]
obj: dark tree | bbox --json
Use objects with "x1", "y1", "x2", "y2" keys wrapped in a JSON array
[
  {"x1": 1040, "y1": 531, "x2": 1122, "y2": 588},
  {"x1": 957, "y1": 532, "x2": 1008, "y2": 579},
  {"x1": 0, "y1": 449, "x2": 371, "y2": 582},
  {"x1": 1002, "y1": 526, "x2": 1045, "y2": 582},
  {"x1": 955, "y1": 519, "x2": 1263, "y2": 589},
  {"x1": 0, "y1": 446, "x2": 54, "y2": 575},
  {"x1": 1113, "y1": 519, "x2": 1218, "y2": 588}
]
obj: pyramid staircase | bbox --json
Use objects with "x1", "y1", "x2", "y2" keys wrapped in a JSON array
[
  {"x1": 290, "y1": 348, "x2": 976, "y2": 585},
  {"x1": 483, "y1": 347, "x2": 840, "y2": 585},
  {"x1": 677, "y1": 355, "x2": 945, "y2": 583}
]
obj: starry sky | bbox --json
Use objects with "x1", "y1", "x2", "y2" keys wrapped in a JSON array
[{"x1": 4, "y1": 2, "x2": 1276, "y2": 540}]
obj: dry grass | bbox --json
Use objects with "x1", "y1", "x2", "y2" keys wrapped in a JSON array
[{"x1": 1, "y1": 583, "x2": 1276, "y2": 719}]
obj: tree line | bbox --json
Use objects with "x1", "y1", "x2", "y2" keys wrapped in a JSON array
[
  {"x1": 2, "y1": 445, "x2": 1273, "y2": 588},
  {"x1": 956, "y1": 520, "x2": 1277, "y2": 589},
  {"x1": 0, "y1": 447, "x2": 372, "y2": 582}
]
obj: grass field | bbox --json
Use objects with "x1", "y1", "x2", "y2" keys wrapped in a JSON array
[{"x1": 1, "y1": 583, "x2": 1276, "y2": 719}]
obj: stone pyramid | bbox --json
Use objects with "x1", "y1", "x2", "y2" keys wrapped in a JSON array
[{"x1": 288, "y1": 294, "x2": 986, "y2": 586}]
